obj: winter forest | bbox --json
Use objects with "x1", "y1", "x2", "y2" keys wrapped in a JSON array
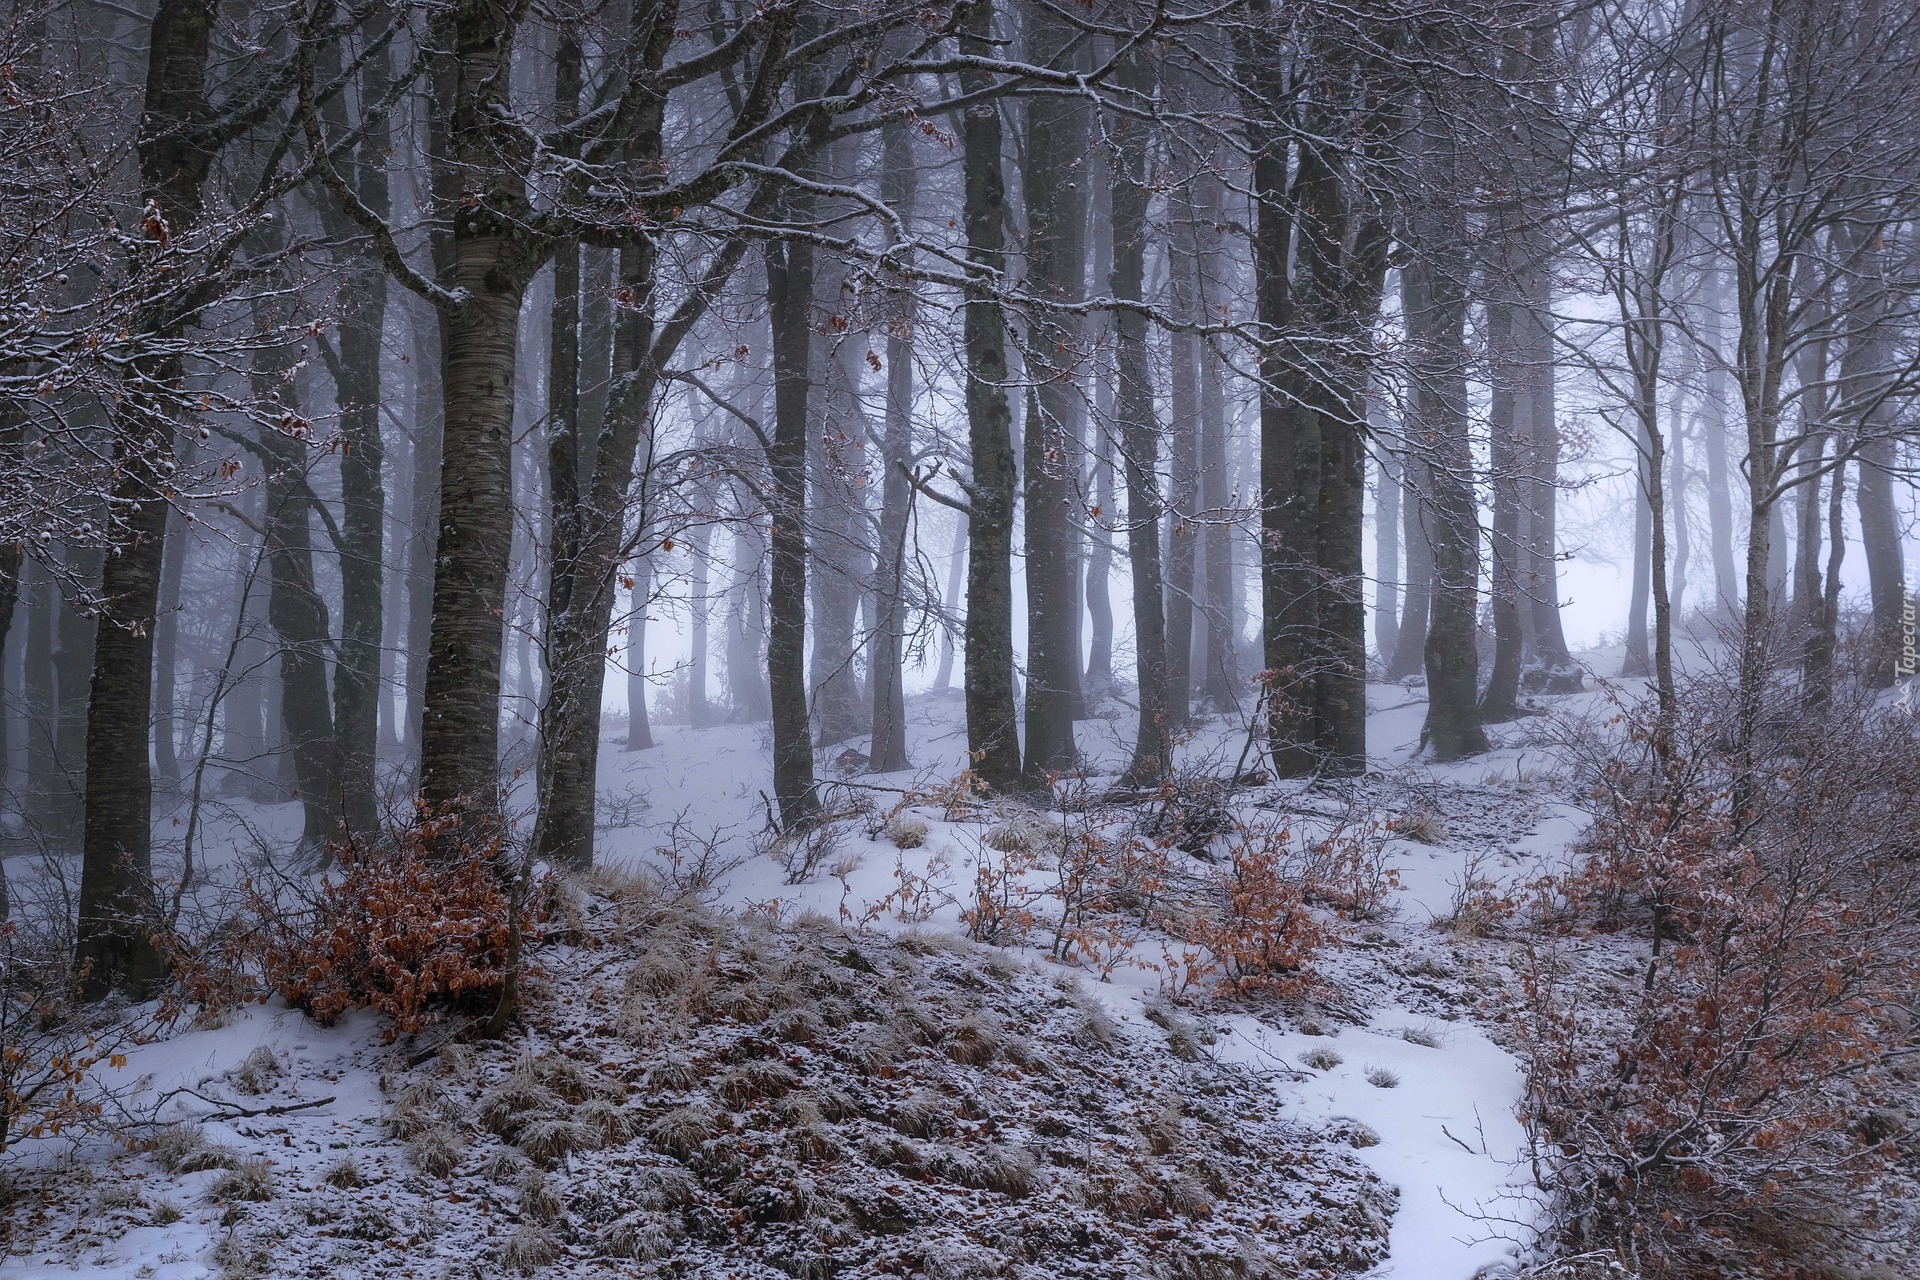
[{"x1": 4, "y1": 0, "x2": 1920, "y2": 1275}]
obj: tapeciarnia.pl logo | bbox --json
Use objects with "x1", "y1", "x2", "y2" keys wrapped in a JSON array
[{"x1": 1898, "y1": 590, "x2": 1918, "y2": 712}]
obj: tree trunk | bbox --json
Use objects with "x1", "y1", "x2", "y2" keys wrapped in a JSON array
[
  {"x1": 76, "y1": 0, "x2": 217, "y2": 994},
  {"x1": 625, "y1": 555, "x2": 655, "y2": 751},
  {"x1": 401, "y1": 300, "x2": 443, "y2": 761},
  {"x1": 1109, "y1": 52, "x2": 1170, "y2": 790},
  {"x1": 1372, "y1": 427, "x2": 1401, "y2": 669},
  {"x1": 1164, "y1": 208, "x2": 1202, "y2": 727},
  {"x1": 1019, "y1": 5, "x2": 1089, "y2": 775},
  {"x1": 957, "y1": 0, "x2": 1023, "y2": 794},
  {"x1": 1670, "y1": 398, "x2": 1692, "y2": 618},
  {"x1": 1386, "y1": 453, "x2": 1432, "y2": 680},
  {"x1": 766, "y1": 232, "x2": 821, "y2": 825},
  {"x1": 319, "y1": 18, "x2": 392, "y2": 849},
  {"x1": 1197, "y1": 277, "x2": 1240, "y2": 710},
  {"x1": 688, "y1": 521, "x2": 713, "y2": 729},
  {"x1": 152, "y1": 502, "x2": 187, "y2": 790},
  {"x1": 1621, "y1": 434, "x2": 1653, "y2": 678},
  {"x1": 721, "y1": 521, "x2": 767, "y2": 722},
  {"x1": 1696, "y1": 273, "x2": 1740, "y2": 617},
  {"x1": 1083, "y1": 391, "x2": 1117, "y2": 700},
  {"x1": 417, "y1": 239, "x2": 529, "y2": 819},
  {"x1": 1479, "y1": 303, "x2": 1523, "y2": 721},
  {"x1": 810, "y1": 335, "x2": 869, "y2": 748},
  {"x1": 1405, "y1": 224, "x2": 1487, "y2": 761},
  {"x1": 934, "y1": 511, "x2": 967, "y2": 692},
  {"x1": 869, "y1": 123, "x2": 916, "y2": 772}
]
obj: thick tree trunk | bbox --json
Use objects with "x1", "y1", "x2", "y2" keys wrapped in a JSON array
[
  {"x1": 76, "y1": 0, "x2": 217, "y2": 994},
  {"x1": 401, "y1": 308, "x2": 442, "y2": 760},
  {"x1": 957, "y1": 0, "x2": 1023, "y2": 793},
  {"x1": 319, "y1": 21, "x2": 392, "y2": 848},
  {"x1": 263, "y1": 447, "x2": 343, "y2": 858},
  {"x1": 1245, "y1": 52, "x2": 1314, "y2": 776},
  {"x1": 152, "y1": 503, "x2": 187, "y2": 790},
  {"x1": 1857, "y1": 435, "x2": 1904, "y2": 688},
  {"x1": 418, "y1": 240, "x2": 528, "y2": 819},
  {"x1": 1019, "y1": 6, "x2": 1088, "y2": 775},
  {"x1": 766, "y1": 234, "x2": 821, "y2": 825},
  {"x1": 1405, "y1": 239, "x2": 1487, "y2": 762}
]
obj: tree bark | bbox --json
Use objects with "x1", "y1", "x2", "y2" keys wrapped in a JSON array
[
  {"x1": 317, "y1": 16, "x2": 392, "y2": 848},
  {"x1": 766, "y1": 231, "x2": 821, "y2": 825},
  {"x1": 1404, "y1": 210, "x2": 1488, "y2": 762},
  {"x1": 1479, "y1": 303, "x2": 1523, "y2": 721},
  {"x1": 1109, "y1": 50, "x2": 1170, "y2": 789},
  {"x1": 1019, "y1": 3, "x2": 1089, "y2": 775},
  {"x1": 1197, "y1": 258, "x2": 1240, "y2": 710},
  {"x1": 76, "y1": 0, "x2": 217, "y2": 995},
  {"x1": 957, "y1": 0, "x2": 1023, "y2": 794},
  {"x1": 625, "y1": 555, "x2": 655, "y2": 751},
  {"x1": 869, "y1": 118, "x2": 916, "y2": 773},
  {"x1": 1372, "y1": 424, "x2": 1401, "y2": 670},
  {"x1": 1386, "y1": 453, "x2": 1432, "y2": 680}
]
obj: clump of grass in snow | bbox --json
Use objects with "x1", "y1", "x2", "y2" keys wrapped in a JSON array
[
  {"x1": 1302, "y1": 1047, "x2": 1343, "y2": 1072},
  {"x1": 209, "y1": 1157, "x2": 275, "y2": 1202},
  {"x1": 1364, "y1": 1066, "x2": 1400, "y2": 1089}
]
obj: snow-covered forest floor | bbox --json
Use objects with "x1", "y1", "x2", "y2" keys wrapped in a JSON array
[{"x1": 0, "y1": 652, "x2": 1877, "y2": 1279}]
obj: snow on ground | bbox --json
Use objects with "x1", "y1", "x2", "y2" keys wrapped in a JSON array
[{"x1": 0, "y1": 662, "x2": 1627, "y2": 1280}]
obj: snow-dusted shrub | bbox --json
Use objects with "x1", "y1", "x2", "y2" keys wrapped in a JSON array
[
  {"x1": 249, "y1": 815, "x2": 539, "y2": 1040},
  {"x1": 1519, "y1": 676, "x2": 1920, "y2": 1275},
  {"x1": 1189, "y1": 817, "x2": 1335, "y2": 996},
  {"x1": 1432, "y1": 849, "x2": 1514, "y2": 937}
]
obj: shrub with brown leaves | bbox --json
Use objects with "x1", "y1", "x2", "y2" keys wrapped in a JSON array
[
  {"x1": 251, "y1": 817, "x2": 540, "y2": 1040},
  {"x1": 1518, "y1": 675, "x2": 1920, "y2": 1276}
]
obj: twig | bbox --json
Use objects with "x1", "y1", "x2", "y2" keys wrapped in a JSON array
[{"x1": 154, "y1": 1087, "x2": 337, "y2": 1121}]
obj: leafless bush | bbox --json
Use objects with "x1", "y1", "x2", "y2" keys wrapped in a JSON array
[{"x1": 636, "y1": 812, "x2": 750, "y2": 900}]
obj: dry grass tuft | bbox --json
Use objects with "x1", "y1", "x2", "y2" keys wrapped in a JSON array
[
  {"x1": 407, "y1": 1123, "x2": 464, "y2": 1176},
  {"x1": 500, "y1": 1225, "x2": 558, "y2": 1275},
  {"x1": 209, "y1": 1157, "x2": 275, "y2": 1203}
]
